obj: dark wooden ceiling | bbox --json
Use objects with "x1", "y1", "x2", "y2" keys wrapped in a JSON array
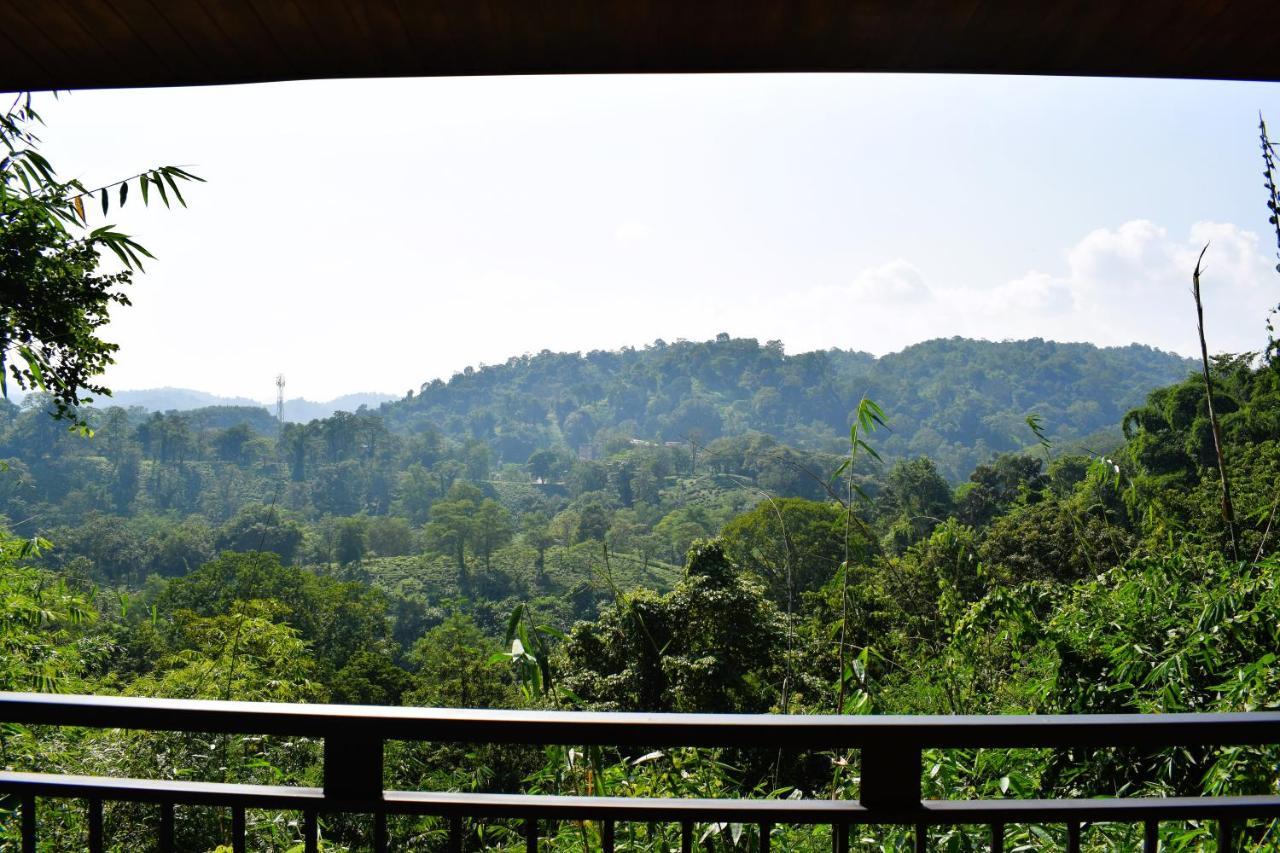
[{"x1": 1, "y1": 1, "x2": 1278, "y2": 92}]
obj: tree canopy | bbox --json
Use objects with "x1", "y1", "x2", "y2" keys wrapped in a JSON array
[{"x1": 1, "y1": 93, "x2": 201, "y2": 425}]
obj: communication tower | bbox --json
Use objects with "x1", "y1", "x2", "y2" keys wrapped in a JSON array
[{"x1": 275, "y1": 374, "x2": 286, "y2": 430}]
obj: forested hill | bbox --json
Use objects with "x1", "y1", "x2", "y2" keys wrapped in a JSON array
[{"x1": 385, "y1": 336, "x2": 1194, "y2": 479}]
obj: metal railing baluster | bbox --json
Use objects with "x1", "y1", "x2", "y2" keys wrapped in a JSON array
[
  {"x1": 1144, "y1": 819, "x2": 1158, "y2": 852},
  {"x1": 20, "y1": 794, "x2": 34, "y2": 853},
  {"x1": 759, "y1": 821, "x2": 771, "y2": 853},
  {"x1": 990, "y1": 821, "x2": 1004, "y2": 851},
  {"x1": 1219, "y1": 818, "x2": 1233, "y2": 852},
  {"x1": 304, "y1": 809, "x2": 318, "y2": 853},
  {"x1": 603, "y1": 818, "x2": 615, "y2": 853},
  {"x1": 526, "y1": 816, "x2": 538, "y2": 852},
  {"x1": 449, "y1": 815, "x2": 462, "y2": 853},
  {"x1": 680, "y1": 820, "x2": 692, "y2": 852},
  {"x1": 87, "y1": 797, "x2": 103, "y2": 853},
  {"x1": 915, "y1": 822, "x2": 927, "y2": 852},
  {"x1": 158, "y1": 802, "x2": 174, "y2": 853},
  {"x1": 1067, "y1": 821, "x2": 1080, "y2": 852},
  {"x1": 375, "y1": 810, "x2": 388, "y2": 852},
  {"x1": 833, "y1": 821, "x2": 848, "y2": 853},
  {"x1": 232, "y1": 804, "x2": 246, "y2": 853}
]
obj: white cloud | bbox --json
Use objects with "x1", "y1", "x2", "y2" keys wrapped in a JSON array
[
  {"x1": 1042, "y1": 219, "x2": 1273, "y2": 354},
  {"x1": 754, "y1": 220, "x2": 1276, "y2": 358},
  {"x1": 846, "y1": 259, "x2": 932, "y2": 304}
]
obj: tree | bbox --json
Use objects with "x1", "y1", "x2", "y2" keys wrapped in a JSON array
[
  {"x1": 425, "y1": 486, "x2": 480, "y2": 585},
  {"x1": 211, "y1": 423, "x2": 254, "y2": 464},
  {"x1": 366, "y1": 515, "x2": 415, "y2": 557},
  {"x1": 721, "y1": 497, "x2": 847, "y2": 606},
  {"x1": 333, "y1": 516, "x2": 368, "y2": 566},
  {"x1": 562, "y1": 409, "x2": 596, "y2": 451},
  {"x1": 406, "y1": 613, "x2": 512, "y2": 709},
  {"x1": 954, "y1": 454, "x2": 1047, "y2": 528},
  {"x1": 878, "y1": 456, "x2": 955, "y2": 552},
  {"x1": 1, "y1": 94, "x2": 202, "y2": 425},
  {"x1": 558, "y1": 539, "x2": 785, "y2": 713},
  {"x1": 527, "y1": 448, "x2": 564, "y2": 483},
  {"x1": 330, "y1": 650, "x2": 413, "y2": 705},
  {"x1": 215, "y1": 503, "x2": 304, "y2": 565},
  {"x1": 157, "y1": 551, "x2": 392, "y2": 677},
  {"x1": 471, "y1": 498, "x2": 513, "y2": 571}
]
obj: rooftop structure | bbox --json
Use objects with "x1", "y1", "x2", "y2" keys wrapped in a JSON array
[{"x1": 2, "y1": 1, "x2": 1279, "y2": 92}]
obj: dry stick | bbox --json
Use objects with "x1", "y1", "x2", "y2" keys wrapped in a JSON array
[
  {"x1": 1255, "y1": 495, "x2": 1279, "y2": 563},
  {"x1": 1192, "y1": 244, "x2": 1239, "y2": 562}
]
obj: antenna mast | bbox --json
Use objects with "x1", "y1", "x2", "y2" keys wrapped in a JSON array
[{"x1": 275, "y1": 374, "x2": 286, "y2": 430}]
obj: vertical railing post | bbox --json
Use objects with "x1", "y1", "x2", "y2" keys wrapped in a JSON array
[
  {"x1": 87, "y1": 798, "x2": 104, "y2": 853},
  {"x1": 448, "y1": 816, "x2": 462, "y2": 853},
  {"x1": 303, "y1": 810, "x2": 318, "y2": 853},
  {"x1": 158, "y1": 802, "x2": 175, "y2": 853},
  {"x1": 1143, "y1": 820, "x2": 1157, "y2": 853},
  {"x1": 858, "y1": 742, "x2": 922, "y2": 809},
  {"x1": 20, "y1": 794, "x2": 34, "y2": 853},
  {"x1": 231, "y1": 805, "x2": 246, "y2": 853},
  {"x1": 322, "y1": 729, "x2": 384, "y2": 804}
]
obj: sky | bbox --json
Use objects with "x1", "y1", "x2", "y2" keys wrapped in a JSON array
[{"x1": 21, "y1": 73, "x2": 1280, "y2": 401}]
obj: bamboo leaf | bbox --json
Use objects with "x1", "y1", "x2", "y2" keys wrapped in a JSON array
[
  {"x1": 163, "y1": 171, "x2": 186, "y2": 207},
  {"x1": 152, "y1": 171, "x2": 169, "y2": 207}
]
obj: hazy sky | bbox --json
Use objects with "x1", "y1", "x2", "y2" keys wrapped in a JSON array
[{"x1": 23, "y1": 73, "x2": 1280, "y2": 401}]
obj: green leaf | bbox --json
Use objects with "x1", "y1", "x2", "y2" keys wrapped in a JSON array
[
  {"x1": 536, "y1": 624, "x2": 567, "y2": 640},
  {"x1": 17, "y1": 346, "x2": 45, "y2": 389},
  {"x1": 140, "y1": 174, "x2": 150, "y2": 205},
  {"x1": 119, "y1": 181, "x2": 128, "y2": 206},
  {"x1": 162, "y1": 170, "x2": 187, "y2": 207},
  {"x1": 504, "y1": 604, "x2": 523, "y2": 646},
  {"x1": 152, "y1": 171, "x2": 169, "y2": 207},
  {"x1": 855, "y1": 439, "x2": 882, "y2": 463},
  {"x1": 100, "y1": 188, "x2": 108, "y2": 216}
]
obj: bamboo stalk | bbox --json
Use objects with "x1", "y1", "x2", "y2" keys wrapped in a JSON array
[{"x1": 1191, "y1": 244, "x2": 1238, "y2": 561}]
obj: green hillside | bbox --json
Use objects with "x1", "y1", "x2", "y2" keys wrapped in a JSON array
[{"x1": 385, "y1": 335, "x2": 1193, "y2": 479}]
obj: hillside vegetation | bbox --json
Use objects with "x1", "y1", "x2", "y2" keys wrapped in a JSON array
[
  {"x1": 4, "y1": 330, "x2": 1278, "y2": 850},
  {"x1": 387, "y1": 335, "x2": 1192, "y2": 479}
]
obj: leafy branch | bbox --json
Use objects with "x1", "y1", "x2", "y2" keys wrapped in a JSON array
[{"x1": 1, "y1": 92, "x2": 203, "y2": 427}]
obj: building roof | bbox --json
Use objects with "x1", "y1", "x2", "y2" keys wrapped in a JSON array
[{"x1": 1, "y1": 1, "x2": 1278, "y2": 92}]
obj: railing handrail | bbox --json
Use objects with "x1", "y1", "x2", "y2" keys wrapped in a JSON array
[
  {"x1": 4, "y1": 691, "x2": 1280, "y2": 749},
  {"x1": 4, "y1": 692, "x2": 1280, "y2": 850}
]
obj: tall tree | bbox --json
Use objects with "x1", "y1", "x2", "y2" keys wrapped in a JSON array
[{"x1": 1, "y1": 93, "x2": 202, "y2": 426}]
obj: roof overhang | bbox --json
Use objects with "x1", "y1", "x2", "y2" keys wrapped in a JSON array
[{"x1": 2, "y1": 1, "x2": 1279, "y2": 92}]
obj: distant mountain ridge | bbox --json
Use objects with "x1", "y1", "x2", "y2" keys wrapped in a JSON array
[
  {"x1": 98, "y1": 388, "x2": 396, "y2": 422},
  {"x1": 382, "y1": 335, "x2": 1197, "y2": 480},
  {"x1": 41, "y1": 337, "x2": 1197, "y2": 480}
]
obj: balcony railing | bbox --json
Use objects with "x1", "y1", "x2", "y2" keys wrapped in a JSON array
[{"x1": 1, "y1": 692, "x2": 1279, "y2": 851}]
